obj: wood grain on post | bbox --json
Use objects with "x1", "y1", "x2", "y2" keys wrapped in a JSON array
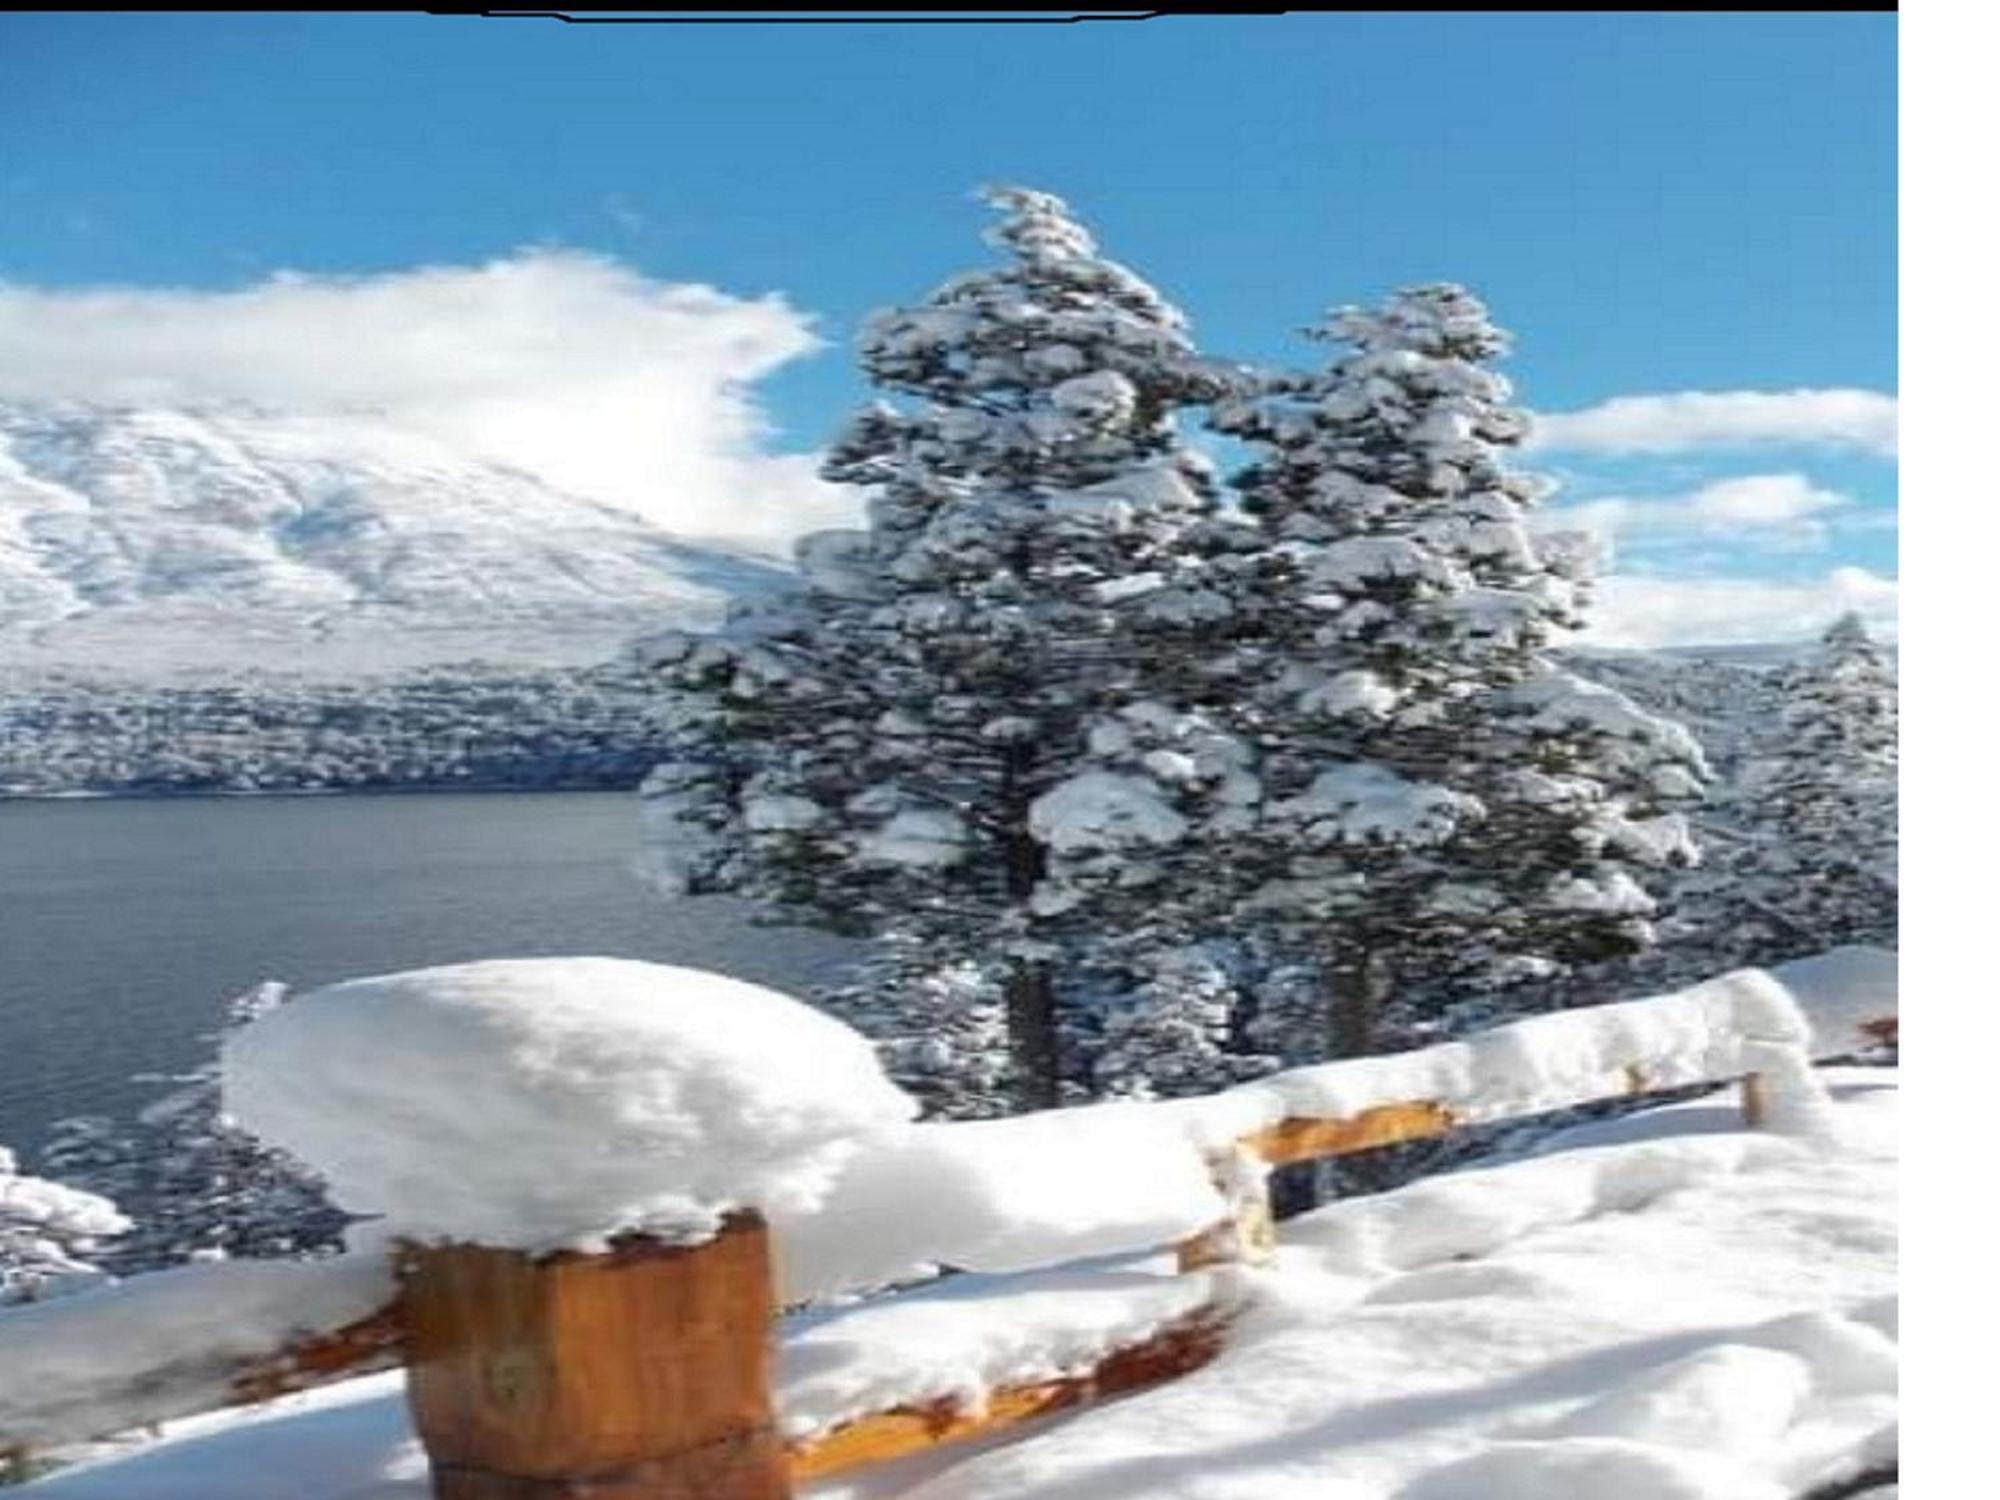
[{"x1": 398, "y1": 1213, "x2": 791, "y2": 1500}]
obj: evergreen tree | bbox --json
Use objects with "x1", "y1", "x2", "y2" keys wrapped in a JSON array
[
  {"x1": 638, "y1": 187, "x2": 1229, "y2": 1108},
  {"x1": 1088, "y1": 942, "x2": 1273, "y2": 1101},
  {"x1": 1176, "y1": 284, "x2": 1707, "y2": 1056},
  {"x1": 1693, "y1": 613, "x2": 1897, "y2": 963},
  {"x1": 808, "y1": 941, "x2": 1016, "y2": 1120}
]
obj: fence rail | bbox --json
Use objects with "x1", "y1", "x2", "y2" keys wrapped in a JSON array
[{"x1": 0, "y1": 950, "x2": 1896, "y2": 1496}]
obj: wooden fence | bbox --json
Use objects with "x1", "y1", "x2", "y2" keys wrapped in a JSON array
[{"x1": 0, "y1": 966, "x2": 1896, "y2": 1497}]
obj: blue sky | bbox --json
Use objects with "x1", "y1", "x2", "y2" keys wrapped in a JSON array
[{"x1": 0, "y1": 11, "x2": 1895, "y2": 645}]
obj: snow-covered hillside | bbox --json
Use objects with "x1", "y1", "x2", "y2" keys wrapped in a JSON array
[{"x1": 0, "y1": 402, "x2": 790, "y2": 678}]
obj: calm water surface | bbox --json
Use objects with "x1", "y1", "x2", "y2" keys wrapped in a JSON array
[{"x1": 0, "y1": 792, "x2": 850, "y2": 1155}]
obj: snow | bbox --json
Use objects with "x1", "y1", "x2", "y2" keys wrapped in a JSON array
[
  {"x1": 0, "y1": 401, "x2": 793, "y2": 679},
  {"x1": 778, "y1": 1256, "x2": 1226, "y2": 1442},
  {"x1": 1739, "y1": 1039, "x2": 1846, "y2": 1143},
  {"x1": 1306, "y1": 535, "x2": 1447, "y2": 589},
  {"x1": 0, "y1": 1151, "x2": 126, "y2": 1246},
  {"x1": 1270, "y1": 762, "x2": 1481, "y2": 847},
  {"x1": 1395, "y1": 1437, "x2": 1791, "y2": 1500},
  {"x1": 744, "y1": 793, "x2": 829, "y2": 832},
  {"x1": 219, "y1": 958, "x2": 918, "y2": 1252},
  {"x1": 859, "y1": 808, "x2": 970, "y2": 870},
  {"x1": 1163, "y1": 963, "x2": 1846, "y2": 1147},
  {"x1": 1503, "y1": 666, "x2": 1707, "y2": 769},
  {"x1": 1047, "y1": 371, "x2": 1138, "y2": 425},
  {"x1": 0, "y1": 1144, "x2": 127, "y2": 1288},
  {"x1": 0, "y1": 1250, "x2": 395, "y2": 1451},
  {"x1": 1599, "y1": 810, "x2": 1701, "y2": 868},
  {"x1": 813, "y1": 1069, "x2": 1896, "y2": 1500},
  {"x1": 1059, "y1": 460, "x2": 1207, "y2": 521},
  {"x1": 213, "y1": 956, "x2": 1227, "y2": 1295},
  {"x1": 771, "y1": 1104, "x2": 1227, "y2": 1303},
  {"x1": 1, "y1": 1147, "x2": 127, "y2": 1305},
  {"x1": 14, "y1": 947, "x2": 1891, "y2": 1489},
  {"x1": 1297, "y1": 669, "x2": 1400, "y2": 719},
  {"x1": 1546, "y1": 868, "x2": 1657, "y2": 915},
  {"x1": 1029, "y1": 771, "x2": 1189, "y2": 855},
  {"x1": 216, "y1": 955, "x2": 1873, "y2": 1276},
  {"x1": 25, "y1": 1070, "x2": 1894, "y2": 1499}
]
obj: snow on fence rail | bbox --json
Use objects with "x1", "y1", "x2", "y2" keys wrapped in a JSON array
[{"x1": 0, "y1": 947, "x2": 1895, "y2": 1495}]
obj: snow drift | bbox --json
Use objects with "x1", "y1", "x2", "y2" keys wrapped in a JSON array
[{"x1": 220, "y1": 958, "x2": 919, "y2": 1251}]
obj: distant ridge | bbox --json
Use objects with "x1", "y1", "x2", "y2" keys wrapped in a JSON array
[{"x1": 0, "y1": 401, "x2": 793, "y2": 680}]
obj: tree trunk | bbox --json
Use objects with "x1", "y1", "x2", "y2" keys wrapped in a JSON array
[
  {"x1": 1005, "y1": 959, "x2": 1061, "y2": 1111},
  {"x1": 1315, "y1": 946, "x2": 1400, "y2": 1202},
  {"x1": 1324, "y1": 946, "x2": 1385, "y2": 1061},
  {"x1": 1000, "y1": 740, "x2": 1061, "y2": 1111}
]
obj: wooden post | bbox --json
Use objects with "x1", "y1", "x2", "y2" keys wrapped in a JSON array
[
  {"x1": 398, "y1": 1212, "x2": 791, "y2": 1500},
  {"x1": 1740, "y1": 1071, "x2": 1766, "y2": 1128},
  {"x1": 1177, "y1": 1145, "x2": 1276, "y2": 1273}
]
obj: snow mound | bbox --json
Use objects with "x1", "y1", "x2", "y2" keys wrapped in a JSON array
[
  {"x1": 1537, "y1": 1344, "x2": 1814, "y2": 1452},
  {"x1": 773, "y1": 1104, "x2": 1226, "y2": 1302},
  {"x1": 1398, "y1": 1437, "x2": 1786, "y2": 1500},
  {"x1": 220, "y1": 958, "x2": 918, "y2": 1251}
]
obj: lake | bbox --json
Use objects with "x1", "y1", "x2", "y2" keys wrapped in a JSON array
[{"x1": 0, "y1": 792, "x2": 853, "y2": 1157}]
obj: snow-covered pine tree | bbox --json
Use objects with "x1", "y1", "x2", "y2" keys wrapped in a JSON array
[
  {"x1": 1020, "y1": 693, "x2": 1274, "y2": 1098},
  {"x1": 638, "y1": 187, "x2": 1229, "y2": 1109},
  {"x1": 807, "y1": 938, "x2": 1016, "y2": 1120},
  {"x1": 38, "y1": 983, "x2": 347, "y2": 1274},
  {"x1": 1, "y1": 1145, "x2": 126, "y2": 1305},
  {"x1": 1182, "y1": 284, "x2": 1708, "y2": 1058},
  {"x1": 1696, "y1": 612, "x2": 1897, "y2": 963},
  {"x1": 1085, "y1": 941, "x2": 1274, "y2": 1101}
]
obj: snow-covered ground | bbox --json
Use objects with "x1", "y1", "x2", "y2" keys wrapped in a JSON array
[{"x1": 20, "y1": 1067, "x2": 1896, "y2": 1499}]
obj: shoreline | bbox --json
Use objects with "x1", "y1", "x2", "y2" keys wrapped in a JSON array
[{"x1": 0, "y1": 780, "x2": 647, "y2": 805}]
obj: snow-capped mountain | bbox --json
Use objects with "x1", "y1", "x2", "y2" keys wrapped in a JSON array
[{"x1": 0, "y1": 402, "x2": 791, "y2": 679}]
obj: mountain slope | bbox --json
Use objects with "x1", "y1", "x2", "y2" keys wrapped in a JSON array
[{"x1": 0, "y1": 402, "x2": 790, "y2": 678}]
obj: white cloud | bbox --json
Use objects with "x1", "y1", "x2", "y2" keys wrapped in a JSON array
[
  {"x1": 0, "y1": 250, "x2": 858, "y2": 553},
  {"x1": 1578, "y1": 565, "x2": 1899, "y2": 650},
  {"x1": 1529, "y1": 389, "x2": 1898, "y2": 457},
  {"x1": 1552, "y1": 472, "x2": 1855, "y2": 557}
]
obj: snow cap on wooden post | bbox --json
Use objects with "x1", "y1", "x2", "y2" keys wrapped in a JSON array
[{"x1": 222, "y1": 958, "x2": 919, "y2": 1500}]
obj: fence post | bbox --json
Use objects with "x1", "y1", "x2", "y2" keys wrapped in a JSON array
[
  {"x1": 1740, "y1": 1071, "x2": 1766, "y2": 1128},
  {"x1": 1177, "y1": 1145, "x2": 1276, "y2": 1272},
  {"x1": 397, "y1": 1211, "x2": 791, "y2": 1500}
]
